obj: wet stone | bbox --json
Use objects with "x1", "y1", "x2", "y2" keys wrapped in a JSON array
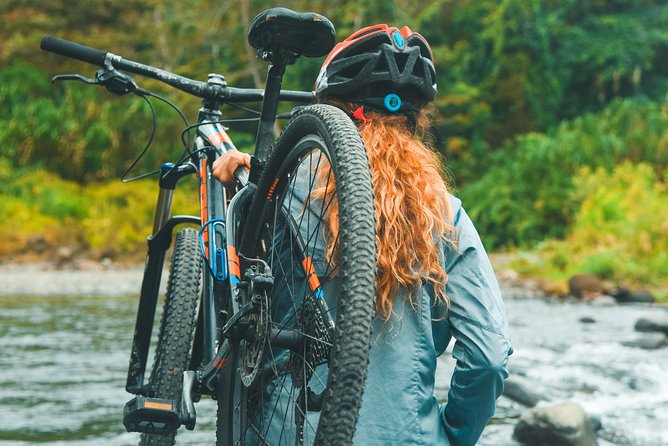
[
  {"x1": 568, "y1": 274, "x2": 605, "y2": 299},
  {"x1": 635, "y1": 317, "x2": 668, "y2": 335},
  {"x1": 503, "y1": 376, "x2": 541, "y2": 407},
  {"x1": 513, "y1": 401, "x2": 598, "y2": 446},
  {"x1": 614, "y1": 288, "x2": 655, "y2": 304},
  {"x1": 621, "y1": 332, "x2": 667, "y2": 350}
]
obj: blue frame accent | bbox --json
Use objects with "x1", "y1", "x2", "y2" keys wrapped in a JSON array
[{"x1": 199, "y1": 218, "x2": 228, "y2": 281}]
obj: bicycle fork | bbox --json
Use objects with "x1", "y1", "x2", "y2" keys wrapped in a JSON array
[{"x1": 125, "y1": 162, "x2": 199, "y2": 396}]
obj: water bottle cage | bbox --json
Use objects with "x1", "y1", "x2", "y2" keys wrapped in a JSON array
[{"x1": 198, "y1": 219, "x2": 227, "y2": 281}]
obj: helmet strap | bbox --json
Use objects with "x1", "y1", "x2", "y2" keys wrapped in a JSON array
[
  {"x1": 350, "y1": 95, "x2": 420, "y2": 116},
  {"x1": 350, "y1": 95, "x2": 420, "y2": 132}
]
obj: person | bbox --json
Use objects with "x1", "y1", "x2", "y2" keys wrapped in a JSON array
[{"x1": 213, "y1": 24, "x2": 512, "y2": 446}]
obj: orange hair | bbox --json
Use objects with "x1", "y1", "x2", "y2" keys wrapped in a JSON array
[{"x1": 314, "y1": 103, "x2": 455, "y2": 320}]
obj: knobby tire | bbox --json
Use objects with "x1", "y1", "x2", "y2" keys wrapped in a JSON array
[{"x1": 140, "y1": 228, "x2": 201, "y2": 446}]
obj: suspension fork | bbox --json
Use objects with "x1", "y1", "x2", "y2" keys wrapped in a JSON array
[{"x1": 126, "y1": 162, "x2": 198, "y2": 395}]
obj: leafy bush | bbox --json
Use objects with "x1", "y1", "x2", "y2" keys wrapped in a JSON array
[
  {"x1": 0, "y1": 165, "x2": 198, "y2": 259},
  {"x1": 0, "y1": 63, "x2": 195, "y2": 183},
  {"x1": 513, "y1": 162, "x2": 668, "y2": 288},
  {"x1": 460, "y1": 98, "x2": 668, "y2": 249}
]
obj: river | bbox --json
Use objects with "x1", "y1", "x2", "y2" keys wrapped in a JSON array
[{"x1": 1, "y1": 289, "x2": 667, "y2": 445}]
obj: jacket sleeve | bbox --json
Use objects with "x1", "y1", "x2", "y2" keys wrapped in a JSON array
[{"x1": 439, "y1": 200, "x2": 513, "y2": 446}]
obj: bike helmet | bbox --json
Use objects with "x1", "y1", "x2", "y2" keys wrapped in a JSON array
[{"x1": 315, "y1": 24, "x2": 437, "y2": 112}]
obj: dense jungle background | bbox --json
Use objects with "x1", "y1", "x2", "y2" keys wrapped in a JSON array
[{"x1": 1, "y1": 0, "x2": 667, "y2": 298}]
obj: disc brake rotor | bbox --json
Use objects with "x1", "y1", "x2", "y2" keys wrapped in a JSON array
[{"x1": 240, "y1": 291, "x2": 268, "y2": 387}]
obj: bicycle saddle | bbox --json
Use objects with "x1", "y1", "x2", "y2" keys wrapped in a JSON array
[{"x1": 248, "y1": 8, "x2": 336, "y2": 59}]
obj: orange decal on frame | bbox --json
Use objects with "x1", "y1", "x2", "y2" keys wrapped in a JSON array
[
  {"x1": 208, "y1": 131, "x2": 231, "y2": 146},
  {"x1": 302, "y1": 257, "x2": 321, "y2": 291},
  {"x1": 227, "y1": 245, "x2": 241, "y2": 278},
  {"x1": 266, "y1": 178, "x2": 279, "y2": 200}
]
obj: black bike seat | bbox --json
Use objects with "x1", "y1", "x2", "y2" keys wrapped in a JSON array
[{"x1": 248, "y1": 8, "x2": 336, "y2": 58}]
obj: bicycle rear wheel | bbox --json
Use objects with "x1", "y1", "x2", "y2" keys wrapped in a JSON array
[{"x1": 217, "y1": 104, "x2": 376, "y2": 446}]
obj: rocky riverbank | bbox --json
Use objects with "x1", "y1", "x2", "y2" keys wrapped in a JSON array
[{"x1": 0, "y1": 261, "x2": 155, "y2": 297}]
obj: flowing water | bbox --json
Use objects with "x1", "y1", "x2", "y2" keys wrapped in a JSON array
[{"x1": 1, "y1": 292, "x2": 667, "y2": 445}]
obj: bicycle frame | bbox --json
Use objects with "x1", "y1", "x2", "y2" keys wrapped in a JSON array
[{"x1": 124, "y1": 57, "x2": 297, "y2": 397}]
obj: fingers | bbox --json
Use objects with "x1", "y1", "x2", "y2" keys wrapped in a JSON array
[{"x1": 212, "y1": 151, "x2": 251, "y2": 186}]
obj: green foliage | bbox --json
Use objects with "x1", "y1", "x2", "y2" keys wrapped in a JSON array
[
  {"x1": 514, "y1": 162, "x2": 668, "y2": 288},
  {"x1": 0, "y1": 165, "x2": 198, "y2": 259},
  {"x1": 434, "y1": 0, "x2": 668, "y2": 182},
  {"x1": 0, "y1": 63, "x2": 189, "y2": 182},
  {"x1": 2, "y1": 0, "x2": 668, "y2": 273},
  {"x1": 3, "y1": 0, "x2": 668, "y2": 185},
  {"x1": 461, "y1": 98, "x2": 668, "y2": 249}
]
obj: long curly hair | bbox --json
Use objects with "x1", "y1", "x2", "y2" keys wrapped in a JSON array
[{"x1": 314, "y1": 102, "x2": 455, "y2": 320}]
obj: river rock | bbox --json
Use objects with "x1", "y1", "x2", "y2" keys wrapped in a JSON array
[
  {"x1": 613, "y1": 287, "x2": 655, "y2": 304},
  {"x1": 621, "y1": 333, "x2": 667, "y2": 350},
  {"x1": 504, "y1": 376, "x2": 541, "y2": 407},
  {"x1": 568, "y1": 275, "x2": 607, "y2": 299},
  {"x1": 634, "y1": 317, "x2": 668, "y2": 335},
  {"x1": 513, "y1": 401, "x2": 598, "y2": 446}
]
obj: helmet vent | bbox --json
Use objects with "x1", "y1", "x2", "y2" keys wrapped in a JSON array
[
  {"x1": 395, "y1": 52, "x2": 409, "y2": 73},
  {"x1": 411, "y1": 38, "x2": 432, "y2": 60},
  {"x1": 339, "y1": 61, "x2": 367, "y2": 80},
  {"x1": 375, "y1": 54, "x2": 389, "y2": 72}
]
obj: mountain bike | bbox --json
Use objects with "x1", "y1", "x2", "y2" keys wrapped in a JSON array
[{"x1": 41, "y1": 8, "x2": 376, "y2": 446}]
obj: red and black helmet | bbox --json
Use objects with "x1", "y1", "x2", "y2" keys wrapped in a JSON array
[{"x1": 315, "y1": 24, "x2": 437, "y2": 107}]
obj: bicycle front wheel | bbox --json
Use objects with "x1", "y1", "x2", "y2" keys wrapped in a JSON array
[
  {"x1": 217, "y1": 104, "x2": 376, "y2": 446},
  {"x1": 141, "y1": 228, "x2": 201, "y2": 446}
]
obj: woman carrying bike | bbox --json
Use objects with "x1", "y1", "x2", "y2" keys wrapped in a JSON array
[{"x1": 214, "y1": 24, "x2": 512, "y2": 446}]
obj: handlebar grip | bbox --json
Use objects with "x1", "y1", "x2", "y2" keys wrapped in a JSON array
[{"x1": 40, "y1": 35, "x2": 108, "y2": 67}]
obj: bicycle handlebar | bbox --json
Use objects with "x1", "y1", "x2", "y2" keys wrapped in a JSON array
[
  {"x1": 40, "y1": 35, "x2": 315, "y2": 103},
  {"x1": 41, "y1": 35, "x2": 107, "y2": 66}
]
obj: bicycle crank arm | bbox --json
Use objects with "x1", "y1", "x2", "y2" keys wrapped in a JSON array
[{"x1": 180, "y1": 371, "x2": 197, "y2": 430}]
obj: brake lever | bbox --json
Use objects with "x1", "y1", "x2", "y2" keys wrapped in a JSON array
[
  {"x1": 51, "y1": 73, "x2": 98, "y2": 85},
  {"x1": 51, "y1": 69, "x2": 146, "y2": 97}
]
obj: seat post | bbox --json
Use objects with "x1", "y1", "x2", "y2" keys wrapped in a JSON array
[{"x1": 252, "y1": 59, "x2": 286, "y2": 173}]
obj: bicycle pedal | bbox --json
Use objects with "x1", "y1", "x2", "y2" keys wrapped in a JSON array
[{"x1": 123, "y1": 396, "x2": 181, "y2": 434}]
